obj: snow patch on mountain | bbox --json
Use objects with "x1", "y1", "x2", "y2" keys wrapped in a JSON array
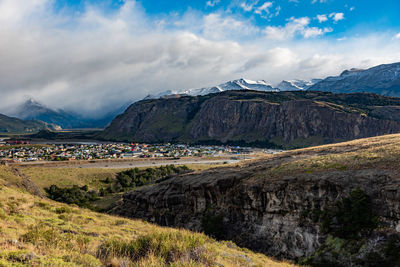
[{"x1": 276, "y1": 79, "x2": 322, "y2": 91}]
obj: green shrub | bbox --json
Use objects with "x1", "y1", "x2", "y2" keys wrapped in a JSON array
[
  {"x1": 111, "y1": 165, "x2": 192, "y2": 192},
  {"x1": 45, "y1": 185, "x2": 99, "y2": 208},
  {"x1": 321, "y1": 187, "x2": 378, "y2": 239},
  {"x1": 201, "y1": 213, "x2": 225, "y2": 240},
  {"x1": 0, "y1": 208, "x2": 6, "y2": 220}
]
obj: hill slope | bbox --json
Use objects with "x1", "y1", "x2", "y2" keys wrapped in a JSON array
[
  {"x1": 0, "y1": 113, "x2": 55, "y2": 133},
  {"x1": 100, "y1": 90, "x2": 400, "y2": 148},
  {"x1": 0, "y1": 165, "x2": 290, "y2": 266},
  {"x1": 112, "y1": 133, "x2": 400, "y2": 265}
]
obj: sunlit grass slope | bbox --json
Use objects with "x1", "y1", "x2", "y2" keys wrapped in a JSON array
[{"x1": 264, "y1": 133, "x2": 400, "y2": 177}]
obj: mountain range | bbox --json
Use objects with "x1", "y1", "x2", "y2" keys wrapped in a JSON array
[
  {"x1": 3, "y1": 61, "x2": 400, "y2": 133},
  {"x1": 144, "y1": 78, "x2": 279, "y2": 99},
  {"x1": 308, "y1": 62, "x2": 400, "y2": 96},
  {"x1": 145, "y1": 62, "x2": 400, "y2": 99}
]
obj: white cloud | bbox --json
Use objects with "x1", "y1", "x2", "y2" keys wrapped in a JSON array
[
  {"x1": 240, "y1": 1, "x2": 279, "y2": 19},
  {"x1": 264, "y1": 17, "x2": 331, "y2": 40},
  {"x1": 316, "y1": 14, "x2": 328, "y2": 23},
  {"x1": 311, "y1": 0, "x2": 327, "y2": 4},
  {"x1": 395, "y1": 33, "x2": 400, "y2": 39},
  {"x1": 206, "y1": 0, "x2": 220, "y2": 7},
  {"x1": 240, "y1": 1, "x2": 258, "y2": 12},
  {"x1": 0, "y1": 0, "x2": 399, "y2": 116},
  {"x1": 255, "y1": 2, "x2": 273, "y2": 15},
  {"x1": 330, "y1": 12, "x2": 345, "y2": 23},
  {"x1": 202, "y1": 13, "x2": 259, "y2": 40}
]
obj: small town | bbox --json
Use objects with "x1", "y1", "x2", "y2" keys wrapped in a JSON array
[{"x1": 0, "y1": 139, "x2": 276, "y2": 162}]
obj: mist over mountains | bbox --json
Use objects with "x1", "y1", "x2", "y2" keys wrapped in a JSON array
[{"x1": 7, "y1": 98, "x2": 130, "y2": 130}]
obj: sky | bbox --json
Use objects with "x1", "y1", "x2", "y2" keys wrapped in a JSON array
[{"x1": 1, "y1": 0, "x2": 400, "y2": 116}]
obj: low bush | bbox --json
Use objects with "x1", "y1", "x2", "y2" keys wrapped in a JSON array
[
  {"x1": 45, "y1": 185, "x2": 99, "y2": 208},
  {"x1": 111, "y1": 165, "x2": 192, "y2": 192}
]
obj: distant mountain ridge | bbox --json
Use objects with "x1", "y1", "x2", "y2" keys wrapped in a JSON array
[
  {"x1": 145, "y1": 62, "x2": 400, "y2": 100},
  {"x1": 277, "y1": 79, "x2": 322, "y2": 91},
  {"x1": 0, "y1": 113, "x2": 57, "y2": 133},
  {"x1": 144, "y1": 79, "x2": 279, "y2": 100},
  {"x1": 309, "y1": 62, "x2": 400, "y2": 96},
  {"x1": 10, "y1": 98, "x2": 128, "y2": 130}
]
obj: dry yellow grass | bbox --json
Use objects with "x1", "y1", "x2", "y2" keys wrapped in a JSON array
[
  {"x1": 18, "y1": 167, "x2": 120, "y2": 192},
  {"x1": 254, "y1": 133, "x2": 400, "y2": 177}
]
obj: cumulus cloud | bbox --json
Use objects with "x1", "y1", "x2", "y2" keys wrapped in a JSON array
[
  {"x1": 240, "y1": 1, "x2": 279, "y2": 19},
  {"x1": 316, "y1": 14, "x2": 328, "y2": 23},
  {"x1": 330, "y1": 12, "x2": 345, "y2": 23},
  {"x1": 0, "y1": 0, "x2": 399, "y2": 116},
  {"x1": 264, "y1": 17, "x2": 332, "y2": 40},
  {"x1": 255, "y1": 2, "x2": 273, "y2": 15},
  {"x1": 240, "y1": 0, "x2": 259, "y2": 12}
]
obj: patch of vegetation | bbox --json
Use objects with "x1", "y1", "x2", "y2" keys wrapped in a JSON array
[
  {"x1": 45, "y1": 184, "x2": 99, "y2": 208},
  {"x1": 44, "y1": 165, "x2": 193, "y2": 209},
  {"x1": 320, "y1": 187, "x2": 378, "y2": 239},
  {"x1": 299, "y1": 188, "x2": 397, "y2": 266},
  {"x1": 201, "y1": 213, "x2": 226, "y2": 240},
  {"x1": 101, "y1": 165, "x2": 192, "y2": 195}
]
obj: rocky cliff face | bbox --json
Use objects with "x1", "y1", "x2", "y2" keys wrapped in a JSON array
[
  {"x1": 101, "y1": 91, "x2": 400, "y2": 148},
  {"x1": 111, "y1": 137, "x2": 400, "y2": 264}
]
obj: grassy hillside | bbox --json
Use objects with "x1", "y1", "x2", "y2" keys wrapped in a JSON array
[
  {"x1": 0, "y1": 166, "x2": 292, "y2": 266},
  {"x1": 258, "y1": 132, "x2": 400, "y2": 177}
]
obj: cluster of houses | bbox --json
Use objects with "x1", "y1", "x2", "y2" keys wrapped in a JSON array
[{"x1": 0, "y1": 142, "x2": 265, "y2": 163}]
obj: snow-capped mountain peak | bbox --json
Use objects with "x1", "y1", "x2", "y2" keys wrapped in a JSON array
[
  {"x1": 276, "y1": 79, "x2": 322, "y2": 91},
  {"x1": 145, "y1": 78, "x2": 278, "y2": 100}
]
